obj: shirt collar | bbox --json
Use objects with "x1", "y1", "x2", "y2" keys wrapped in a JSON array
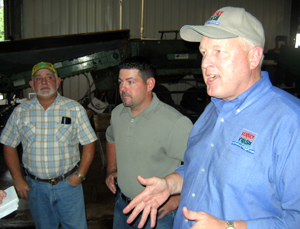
[
  {"x1": 31, "y1": 92, "x2": 61, "y2": 108},
  {"x1": 212, "y1": 71, "x2": 271, "y2": 112},
  {"x1": 120, "y1": 92, "x2": 159, "y2": 119}
]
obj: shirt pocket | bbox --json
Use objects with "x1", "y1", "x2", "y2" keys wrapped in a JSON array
[
  {"x1": 55, "y1": 123, "x2": 74, "y2": 144},
  {"x1": 19, "y1": 122, "x2": 35, "y2": 143}
]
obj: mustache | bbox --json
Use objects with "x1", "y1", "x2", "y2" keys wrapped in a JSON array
[
  {"x1": 39, "y1": 86, "x2": 51, "y2": 90},
  {"x1": 121, "y1": 91, "x2": 131, "y2": 97}
]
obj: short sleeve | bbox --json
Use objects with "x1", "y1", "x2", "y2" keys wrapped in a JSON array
[{"x1": 166, "y1": 116, "x2": 193, "y2": 161}]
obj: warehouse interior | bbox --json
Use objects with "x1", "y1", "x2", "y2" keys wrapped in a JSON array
[{"x1": 0, "y1": 0, "x2": 300, "y2": 228}]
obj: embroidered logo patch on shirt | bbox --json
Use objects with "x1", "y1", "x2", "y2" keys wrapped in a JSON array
[
  {"x1": 205, "y1": 11, "x2": 224, "y2": 25},
  {"x1": 231, "y1": 129, "x2": 257, "y2": 154}
]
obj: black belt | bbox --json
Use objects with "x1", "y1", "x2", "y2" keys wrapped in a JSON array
[
  {"x1": 26, "y1": 165, "x2": 78, "y2": 185},
  {"x1": 120, "y1": 192, "x2": 132, "y2": 204},
  {"x1": 115, "y1": 179, "x2": 132, "y2": 204}
]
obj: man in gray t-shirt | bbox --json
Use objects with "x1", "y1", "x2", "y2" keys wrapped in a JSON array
[{"x1": 105, "y1": 56, "x2": 193, "y2": 229}]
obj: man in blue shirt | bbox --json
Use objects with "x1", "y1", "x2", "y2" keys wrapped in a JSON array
[{"x1": 123, "y1": 6, "x2": 300, "y2": 229}]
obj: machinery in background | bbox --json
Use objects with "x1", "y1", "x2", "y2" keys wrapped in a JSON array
[
  {"x1": 0, "y1": 29, "x2": 207, "y2": 123},
  {"x1": 1, "y1": 30, "x2": 299, "y2": 123}
]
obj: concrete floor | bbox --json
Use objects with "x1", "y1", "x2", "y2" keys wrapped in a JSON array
[{"x1": 0, "y1": 138, "x2": 115, "y2": 229}]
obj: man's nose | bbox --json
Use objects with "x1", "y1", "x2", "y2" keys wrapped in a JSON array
[
  {"x1": 201, "y1": 54, "x2": 214, "y2": 69},
  {"x1": 119, "y1": 83, "x2": 126, "y2": 92},
  {"x1": 41, "y1": 77, "x2": 47, "y2": 84}
]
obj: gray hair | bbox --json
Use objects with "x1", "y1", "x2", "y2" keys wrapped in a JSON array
[{"x1": 240, "y1": 37, "x2": 264, "y2": 67}]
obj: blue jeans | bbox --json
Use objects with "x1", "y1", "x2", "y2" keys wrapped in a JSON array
[
  {"x1": 26, "y1": 174, "x2": 87, "y2": 229},
  {"x1": 113, "y1": 191, "x2": 176, "y2": 229}
]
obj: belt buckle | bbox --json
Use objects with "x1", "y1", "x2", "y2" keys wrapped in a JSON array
[
  {"x1": 48, "y1": 178, "x2": 57, "y2": 185},
  {"x1": 49, "y1": 178, "x2": 58, "y2": 185}
]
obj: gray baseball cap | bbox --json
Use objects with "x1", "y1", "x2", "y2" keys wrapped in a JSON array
[{"x1": 180, "y1": 6, "x2": 265, "y2": 49}]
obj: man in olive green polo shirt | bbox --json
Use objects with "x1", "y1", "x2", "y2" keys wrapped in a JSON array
[{"x1": 105, "y1": 56, "x2": 193, "y2": 229}]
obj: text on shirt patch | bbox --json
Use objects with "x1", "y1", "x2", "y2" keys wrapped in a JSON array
[{"x1": 231, "y1": 129, "x2": 257, "y2": 154}]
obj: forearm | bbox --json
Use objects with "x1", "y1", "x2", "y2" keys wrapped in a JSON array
[
  {"x1": 165, "y1": 172, "x2": 183, "y2": 195},
  {"x1": 78, "y1": 141, "x2": 96, "y2": 176},
  {"x1": 106, "y1": 141, "x2": 117, "y2": 173},
  {"x1": 3, "y1": 145, "x2": 23, "y2": 181},
  {"x1": 4, "y1": 145, "x2": 30, "y2": 199}
]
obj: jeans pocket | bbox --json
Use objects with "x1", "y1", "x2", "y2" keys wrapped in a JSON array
[
  {"x1": 25, "y1": 175, "x2": 37, "y2": 193},
  {"x1": 66, "y1": 178, "x2": 81, "y2": 187}
]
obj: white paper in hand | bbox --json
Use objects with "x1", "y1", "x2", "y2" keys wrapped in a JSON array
[{"x1": 0, "y1": 186, "x2": 19, "y2": 219}]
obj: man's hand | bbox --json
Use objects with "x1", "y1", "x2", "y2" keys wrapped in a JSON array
[
  {"x1": 123, "y1": 175, "x2": 171, "y2": 229},
  {"x1": 14, "y1": 177, "x2": 30, "y2": 200},
  {"x1": 183, "y1": 207, "x2": 248, "y2": 229},
  {"x1": 105, "y1": 170, "x2": 118, "y2": 194},
  {"x1": 182, "y1": 207, "x2": 227, "y2": 229},
  {"x1": 157, "y1": 195, "x2": 180, "y2": 219},
  {"x1": 0, "y1": 190, "x2": 6, "y2": 204},
  {"x1": 67, "y1": 173, "x2": 83, "y2": 186}
]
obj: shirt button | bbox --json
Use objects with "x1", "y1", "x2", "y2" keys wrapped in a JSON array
[
  {"x1": 220, "y1": 118, "x2": 224, "y2": 122},
  {"x1": 131, "y1": 119, "x2": 134, "y2": 122},
  {"x1": 237, "y1": 109, "x2": 241, "y2": 113},
  {"x1": 192, "y1": 193, "x2": 195, "y2": 197},
  {"x1": 201, "y1": 168, "x2": 205, "y2": 172},
  {"x1": 185, "y1": 218, "x2": 188, "y2": 222},
  {"x1": 211, "y1": 143, "x2": 214, "y2": 147}
]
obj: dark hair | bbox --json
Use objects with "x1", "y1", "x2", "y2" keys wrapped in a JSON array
[{"x1": 118, "y1": 56, "x2": 155, "y2": 82}]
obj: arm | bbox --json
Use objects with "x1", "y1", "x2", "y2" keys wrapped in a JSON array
[
  {"x1": 3, "y1": 145, "x2": 30, "y2": 200},
  {"x1": 182, "y1": 208, "x2": 247, "y2": 229},
  {"x1": 0, "y1": 190, "x2": 6, "y2": 204},
  {"x1": 68, "y1": 141, "x2": 95, "y2": 185},
  {"x1": 124, "y1": 172, "x2": 183, "y2": 228},
  {"x1": 105, "y1": 141, "x2": 118, "y2": 194}
]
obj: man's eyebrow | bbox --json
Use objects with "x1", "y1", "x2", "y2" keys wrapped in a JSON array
[{"x1": 119, "y1": 77, "x2": 135, "y2": 81}]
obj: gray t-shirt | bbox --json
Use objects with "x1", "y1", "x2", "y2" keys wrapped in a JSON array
[{"x1": 106, "y1": 93, "x2": 193, "y2": 199}]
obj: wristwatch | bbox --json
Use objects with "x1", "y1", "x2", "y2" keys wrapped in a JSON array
[
  {"x1": 226, "y1": 221, "x2": 236, "y2": 229},
  {"x1": 76, "y1": 172, "x2": 86, "y2": 181}
]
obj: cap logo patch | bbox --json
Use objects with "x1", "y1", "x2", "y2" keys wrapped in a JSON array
[
  {"x1": 205, "y1": 11, "x2": 224, "y2": 25},
  {"x1": 231, "y1": 129, "x2": 257, "y2": 154}
]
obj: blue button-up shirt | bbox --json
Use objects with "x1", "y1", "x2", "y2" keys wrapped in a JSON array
[{"x1": 175, "y1": 71, "x2": 300, "y2": 228}]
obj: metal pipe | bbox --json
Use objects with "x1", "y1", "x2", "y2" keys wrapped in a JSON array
[
  {"x1": 140, "y1": 0, "x2": 144, "y2": 39},
  {"x1": 120, "y1": 0, "x2": 123, "y2": 29}
]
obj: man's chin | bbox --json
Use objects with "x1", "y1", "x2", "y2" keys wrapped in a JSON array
[
  {"x1": 122, "y1": 101, "x2": 133, "y2": 107},
  {"x1": 37, "y1": 90, "x2": 56, "y2": 97}
]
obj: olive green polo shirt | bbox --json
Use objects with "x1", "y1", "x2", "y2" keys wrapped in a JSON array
[{"x1": 106, "y1": 93, "x2": 193, "y2": 199}]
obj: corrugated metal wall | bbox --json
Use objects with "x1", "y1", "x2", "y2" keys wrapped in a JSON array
[{"x1": 22, "y1": 0, "x2": 292, "y2": 102}]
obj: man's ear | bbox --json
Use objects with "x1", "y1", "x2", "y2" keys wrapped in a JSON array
[
  {"x1": 29, "y1": 80, "x2": 34, "y2": 89},
  {"x1": 57, "y1": 77, "x2": 62, "y2": 88},
  {"x1": 147, "y1": 77, "x2": 155, "y2": 92},
  {"x1": 249, "y1": 46, "x2": 263, "y2": 70}
]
